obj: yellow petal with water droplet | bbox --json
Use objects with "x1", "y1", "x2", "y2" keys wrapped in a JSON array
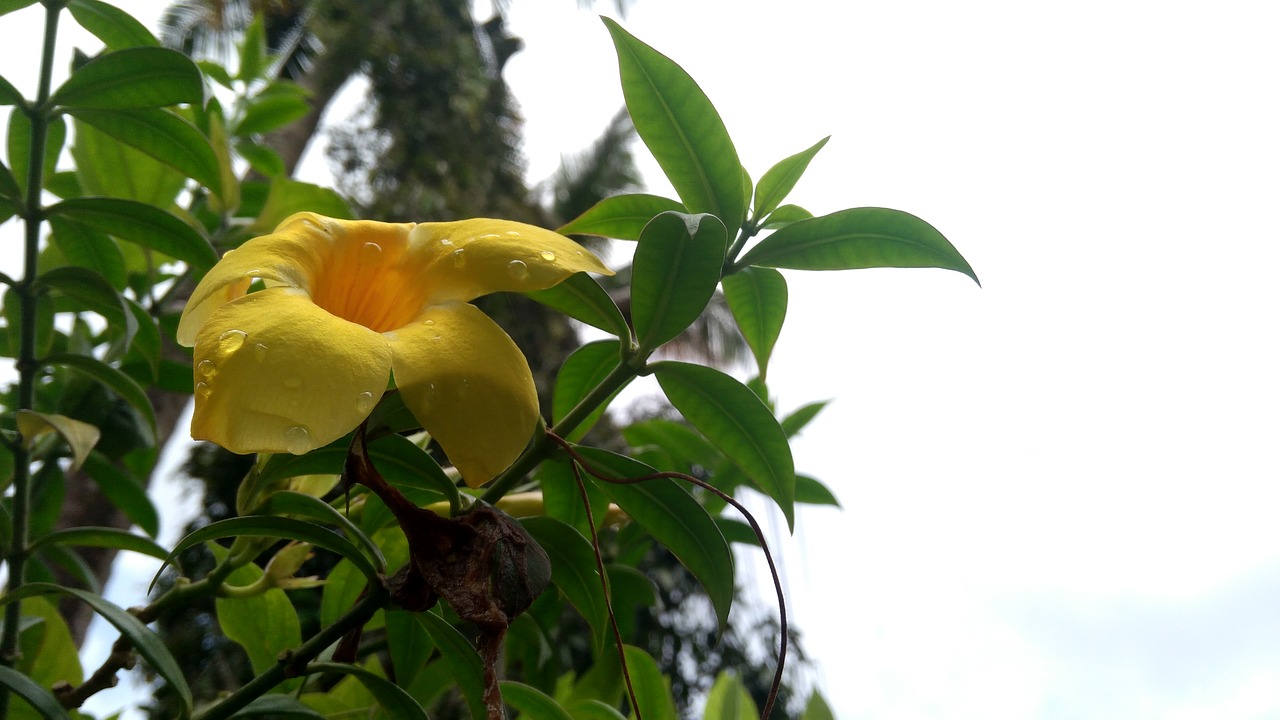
[
  {"x1": 190, "y1": 287, "x2": 392, "y2": 454},
  {"x1": 390, "y1": 302, "x2": 539, "y2": 487}
]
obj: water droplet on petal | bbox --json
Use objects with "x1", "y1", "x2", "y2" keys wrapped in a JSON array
[
  {"x1": 429, "y1": 332, "x2": 442, "y2": 341},
  {"x1": 284, "y1": 377, "x2": 303, "y2": 389},
  {"x1": 284, "y1": 426, "x2": 311, "y2": 454},
  {"x1": 422, "y1": 319, "x2": 436, "y2": 326},
  {"x1": 218, "y1": 329, "x2": 247, "y2": 355},
  {"x1": 505, "y1": 231, "x2": 521, "y2": 237},
  {"x1": 540, "y1": 250, "x2": 556, "y2": 262},
  {"x1": 356, "y1": 391, "x2": 376, "y2": 414},
  {"x1": 361, "y1": 242, "x2": 382, "y2": 264},
  {"x1": 300, "y1": 218, "x2": 320, "y2": 229},
  {"x1": 195, "y1": 382, "x2": 212, "y2": 400},
  {"x1": 507, "y1": 260, "x2": 529, "y2": 280},
  {"x1": 451, "y1": 249, "x2": 467, "y2": 268},
  {"x1": 197, "y1": 360, "x2": 218, "y2": 378},
  {"x1": 253, "y1": 343, "x2": 268, "y2": 362},
  {"x1": 439, "y1": 238, "x2": 454, "y2": 248}
]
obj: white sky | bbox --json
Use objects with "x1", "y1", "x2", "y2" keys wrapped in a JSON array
[{"x1": 5, "y1": 0, "x2": 1280, "y2": 718}]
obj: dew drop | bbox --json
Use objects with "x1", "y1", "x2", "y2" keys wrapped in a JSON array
[
  {"x1": 284, "y1": 377, "x2": 303, "y2": 389},
  {"x1": 422, "y1": 319, "x2": 436, "y2": 326},
  {"x1": 507, "y1": 260, "x2": 529, "y2": 280},
  {"x1": 195, "y1": 382, "x2": 212, "y2": 400},
  {"x1": 253, "y1": 343, "x2": 268, "y2": 362},
  {"x1": 429, "y1": 332, "x2": 442, "y2": 341},
  {"x1": 361, "y1": 242, "x2": 382, "y2": 264},
  {"x1": 218, "y1": 329, "x2": 247, "y2": 355},
  {"x1": 356, "y1": 391, "x2": 376, "y2": 414},
  {"x1": 284, "y1": 426, "x2": 311, "y2": 454},
  {"x1": 197, "y1": 360, "x2": 218, "y2": 378},
  {"x1": 539, "y1": 250, "x2": 556, "y2": 262},
  {"x1": 439, "y1": 238, "x2": 454, "y2": 248},
  {"x1": 451, "y1": 249, "x2": 467, "y2": 268},
  {"x1": 505, "y1": 231, "x2": 521, "y2": 237}
]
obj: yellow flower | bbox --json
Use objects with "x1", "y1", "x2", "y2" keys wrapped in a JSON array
[{"x1": 177, "y1": 212, "x2": 612, "y2": 486}]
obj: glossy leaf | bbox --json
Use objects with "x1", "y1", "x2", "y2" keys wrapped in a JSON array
[
  {"x1": 631, "y1": 211, "x2": 727, "y2": 354},
  {"x1": 124, "y1": 297, "x2": 161, "y2": 376},
  {"x1": 15, "y1": 410, "x2": 99, "y2": 471},
  {"x1": 414, "y1": 611, "x2": 488, "y2": 720},
  {"x1": 0, "y1": 665, "x2": 72, "y2": 720},
  {"x1": 795, "y1": 474, "x2": 841, "y2": 507},
  {"x1": 256, "y1": 490, "x2": 387, "y2": 572},
  {"x1": 229, "y1": 694, "x2": 325, "y2": 719},
  {"x1": 307, "y1": 662, "x2": 429, "y2": 720},
  {"x1": 526, "y1": 271, "x2": 631, "y2": 340},
  {"x1": 45, "y1": 352, "x2": 155, "y2": 444},
  {"x1": 501, "y1": 681, "x2": 575, "y2": 720},
  {"x1": 753, "y1": 137, "x2": 829, "y2": 222},
  {"x1": 30, "y1": 526, "x2": 168, "y2": 562},
  {"x1": 652, "y1": 362, "x2": 795, "y2": 527},
  {"x1": 737, "y1": 207, "x2": 980, "y2": 284},
  {"x1": 71, "y1": 115, "x2": 187, "y2": 206},
  {"x1": 604, "y1": 19, "x2": 745, "y2": 229},
  {"x1": 46, "y1": 197, "x2": 216, "y2": 271},
  {"x1": 558, "y1": 193, "x2": 686, "y2": 240},
  {"x1": 722, "y1": 266, "x2": 788, "y2": 379},
  {"x1": 39, "y1": 265, "x2": 135, "y2": 347},
  {"x1": 69, "y1": 108, "x2": 222, "y2": 194},
  {"x1": 0, "y1": 583, "x2": 193, "y2": 717},
  {"x1": 553, "y1": 339, "x2": 626, "y2": 440},
  {"x1": 48, "y1": 216, "x2": 127, "y2": 289},
  {"x1": 621, "y1": 645, "x2": 677, "y2": 720},
  {"x1": 50, "y1": 47, "x2": 202, "y2": 109},
  {"x1": 68, "y1": 0, "x2": 160, "y2": 49},
  {"x1": 521, "y1": 516, "x2": 609, "y2": 652},
  {"x1": 760, "y1": 203, "x2": 813, "y2": 230},
  {"x1": 577, "y1": 447, "x2": 734, "y2": 628},
  {"x1": 81, "y1": 452, "x2": 160, "y2": 536},
  {"x1": 216, "y1": 558, "x2": 302, "y2": 681},
  {"x1": 536, "y1": 457, "x2": 611, "y2": 539},
  {"x1": 622, "y1": 419, "x2": 720, "y2": 473},
  {"x1": 780, "y1": 400, "x2": 829, "y2": 438},
  {"x1": 704, "y1": 671, "x2": 757, "y2": 720}
]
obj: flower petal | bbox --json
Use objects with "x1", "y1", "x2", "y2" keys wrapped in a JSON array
[
  {"x1": 191, "y1": 287, "x2": 392, "y2": 455},
  {"x1": 391, "y1": 302, "x2": 539, "y2": 487},
  {"x1": 407, "y1": 219, "x2": 613, "y2": 304}
]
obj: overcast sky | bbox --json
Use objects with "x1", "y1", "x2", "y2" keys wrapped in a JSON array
[{"x1": 5, "y1": 1, "x2": 1280, "y2": 718}]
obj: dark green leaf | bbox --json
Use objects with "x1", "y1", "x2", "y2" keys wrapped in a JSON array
[
  {"x1": 501, "y1": 681, "x2": 576, "y2": 720},
  {"x1": 50, "y1": 47, "x2": 202, "y2": 109},
  {"x1": 558, "y1": 193, "x2": 686, "y2": 240},
  {"x1": 753, "y1": 137, "x2": 829, "y2": 222},
  {"x1": 68, "y1": 0, "x2": 160, "y2": 49},
  {"x1": 69, "y1": 108, "x2": 221, "y2": 194},
  {"x1": 47, "y1": 197, "x2": 216, "y2": 271},
  {"x1": 0, "y1": 665, "x2": 73, "y2": 720},
  {"x1": 0, "y1": 0, "x2": 37, "y2": 16},
  {"x1": 704, "y1": 671, "x2": 758, "y2": 720},
  {"x1": 521, "y1": 516, "x2": 610, "y2": 653},
  {"x1": 760, "y1": 203, "x2": 812, "y2": 230},
  {"x1": 525, "y1": 271, "x2": 631, "y2": 340},
  {"x1": 622, "y1": 419, "x2": 720, "y2": 473},
  {"x1": 306, "y1": 662, "x2": 429, "y2": 720},
  {"x1": 780, "y1": 400, "x2": 829, "y2": 438},
  {"x1": 48, "y1": 216, "x2": 126, "y2": 289},
  {"x1": 230, "y1": 694, "x2": 325, "y2": 719},
  {"x1": 30, "y1": 526, "x2": 168, "y2": 562},
  {"x1": 0, "y1": 158, "x2": 19, "y2": 200},
  {"x1": 385, "y1": 609, "x2": 435, "y2": 687},
  {"x1": 0, "y1": 584, "x2": 193, "y2": 717},
  {"x1": 737, "y1": 207, "x2": 980, "y2": 284},
  {"x1": 722, "y1": 266, "x2": 787, "y2": 379},
  {"x1": 795, "y1": 474, "x2": 840, "y2": 507},
  {"x1": 45, "y1": 352, "x2": 155, "y2": 444},
  {"x1": 39, "y1": 265, "x2": 135, "y2": 348},
  {"x1": 235, "y1": 88, "x2": 310, "y2": 137},
  {"x1": 256, "y1": 490, "x2": 387, "y2": 573},
  {"x1": 0, "y1": 74, "x2": 23, "y2": 107},
  {"x1": 714, "y1": 517, "x2": 760, "y2": 547},
  {"x1": 553, "y1": 340, "x2": 626, "y2": 441},
  {"x1": 8, "y1": 112, "x2": 65, "y2": 197},
  {"x1": 81, "y1": 452, "x2": 159, "y2": 536},
  {"x1": 536, "y1": 457, "x2": 611, "y2": 540},
  {"x1": 566, "y1": 699, "x2": 629, "y2": 720},
  {"x1": 578, "y1": 447, "x2": 734, "y2": 629},
  {"x1": 414, "y1": 611, "x2": 488, "y2": 720},
  {"x1": 603, "y1": 19, "x2": 745, "y2": 230},
  {"x1": 652, "y1": 362, "x2": 795, "y2": 528},
  {"x1": 621, "y1": 645, "x2": 677, "y2": 720},
  {"x1": 631, "y1": 211, "x2": 727, "y2": 354},
  {"x1": 124, "y1": 297, "x2": 161, "y2": 376}
]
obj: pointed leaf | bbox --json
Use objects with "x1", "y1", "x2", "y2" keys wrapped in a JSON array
[
  {"x1": 761, "y1": 203, "x2": 812, "y2": 230},
  {"x1": 0, "y1": 74, "x2": 21, "y2": 107},
  {"x1": 753, "y1": 137, "x2": 829, "y2": 222},
  {"x1": 0, "y1": 158, "x2": 19, "y2": 200},
  {"x1": 603, "y1": 19, "x2": 746, "y2": 229},
  {"x1": 737, "y1": 207, "x2": 979, "y2": 284},
  {"x1": 801, "y1": 691, "x2": 836, "y2": 720},
  {"x1": 31, "y1": 526, "x2": 169, "y2": 562},
  {"x1": 631, "y1": 211, "x2": 727, "y2": 354},
  {"x1": 248, "y1": 177, "x2": 353, "y2": 234},
  {"x1": 81, "y1": 451, "x2": 160, "y2": 536},
  {"x1": 558, "y1": 193, "x2": 686, "y2": 240},
  {"x1": 48, "y1": 216, "x2": 127, "y2": 289},
  {"x1": 217, "y1": 559, "x2": 302, "y2": 680},
  {"x1": 8, "y1": 111, "x2": 65, "y2": 197},
  {"x1": 526, "y1": 271, "x2": 630, "y2": 340},
  {"x1": 0, "y1": 665, "x2": 73, "y2": 720},
  {"x1": 68, "y1": 0, "x2": 160, "y2": 49},
  {"x1": 45, "y1": 352, "x2": 155, "y2": 444},
  {"x1": 553, "y1": 339, "x2": 626, "y2": 441},
  {"x1": 15, "y1": 410, "x2": 99, "y2": 473},
  {"x1": 577, "y1": 447, "x2": 734, "y2": 629},
  {"x1": 39, "y1": 265, "x2": 136, "y2": 347},
  {"x1": 621, "y1": 645, "x2": 677, "y2": 720},
  {"x1": 722, "y1": 266, "x2": 788, "y2": 379},
  {"x1": 414, "y1": 611, "x2": 488, "y2": 720},
  {"x1": 385, "y1": 609, "x2": 436, "y2": 687},
  {"x1": 780, "y1": 400, "x2": 829, "y2": 438},
  {"x1": 305, "y1": 662, "x2": 429, "y2": 720},
  {"x1": 652, "y1": 362, "x2": 795, "y2": 528},
  {"x1": 704, "y1": 672, "x2": 758, "y2": 720},
  {"x1": 256, "y1": 490, "x2": 387, "y2": 572},
  {"x1": 47, "y1": 197, "x2": 216, "y2": 271},
  {"x1": 796, "y1": 475, "x2": 840, "y2": 507},
  {"x1": 50, "y1": 47, "x2": 202, "y2": 109},
  {"x1": 71, "y1": 115, "x2": 186, "y2": 206},
  {"x1": 235, "y1": 86, "x2": 310, "y2": 136},
  {"x1": 229, "y1": 694, "x2": 325, "y2": 719},
  {"x1": 501, "y1": 681, "x2": 576, "y2": 720},
  {"x1": 69, "y1": 108, "x2": 222, "y2": 194},
  {"x1": 521, "y1": 516, "x2": 610, "y2": 653}
]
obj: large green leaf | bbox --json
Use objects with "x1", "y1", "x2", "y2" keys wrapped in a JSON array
[
  {"x1": 8, "y1": 111, "x2": 65, "y2": 197},
  {"x1": 45, "y1": 352, "x2": 155, "y2": 444},
  {"x1": 621, "y1": 645, "x2": 677, "y2": 720},
  {"x1": 760, "y1": 203, "x2": 812, "y2": 230},
  {"x1": 553, "y1": 339, "x2": 626, "y2": 441},
  {"x1": 216, "y1": 556, "x2": 302, "y2": 683},
  {"x1": 247, "y1": 177, "x2": 353, "y2": 234},
  {"x1": 385, "y1": 609, "x2": 436, "y2": 687},
  {"x1": 577, "y1": 447, "x2": 734, "y2": 629},
  {"x1": 81, "y1": 451, "x2": 160, "y2": 536},
  {"x1": 521, "y1": 516, "x2": 610, "y2": 653},
  {"x1": 536, "y1": 457, "x2": 611, "y2": 540},
  {"x1": 501, "y1": 681, "x2": 576, "y2": 720},
  {"x1": 603, "y1": 19, "x2": 745, "y2": 230},
  {"x1": 46, "y1": 197, "x2": 216, "y2": 271},
  {"x1": 566, "y1": 699, "x2": 629, "y2": 720},
  {"x1": 722, "y1": 266, "x2": 788, "y2": 379},
  {"x1": 752, "y1": 137, "x2": 829, "y2": 223},
  {"x1": 306, "y1": 662, "x2": 429, "y2": 720},
  {"x1": 67, "y1": 0, "x2": 160, "y2": 49},
  {"x1": 38, "y1": 265, "x2": 135, "y2": 347},
  {"x1": 703, "y1": 671, "x2": 758, "y2": 720},
  {"x1": 69, "y1": 108, "x2": 222, "y2": 194},
  {"x1": 30, "y1": 526, "x2": 168, "y2": 562},
  {"x1": 737, "y1": 207, "x2": 979, "y2": 284},
  {"x1": 526, "y1": 271, "x2": 631, "y2": 340},
  {"x1": 0, "y1": 0, "x2": 37, "y2": 16},
  {"x1": 558, "y1": 193, "x2": 686, "y2": 240},
  {"x1": 72, "y1": 117, "x2": 185, "y2": 207},
  {"x1": 50, "y1": 47, "x2": 202, "y2": 109},
  {"x1": 15, "y1": 410, "x2": 99, "y2": 472},
  {"x1": 256, "y1": 490, "x2": 386, "y2": 573},
  {"x1": 0, "y1": 74, "x2": 23, "y2": 107},
  {"x1": 0, "y1": 665, "x2": 72, "y2": 720},
  {"x1": 0, "y1": 584, "x2": 193, "y2": 718},
  {"x1": 630, "y1": 211, "x2": 727, "y2": 354},
  {"x1": 48, "y1": 216, "x2": 127, "y2": 289},
  {"x1": 414, "y1": 611, "x2": 488, "y2": 720},
  {"x1": 652, "y1": 362, "x2": 795, "y2": 528}
]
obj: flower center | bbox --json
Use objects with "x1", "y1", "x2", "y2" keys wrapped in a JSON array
[{"x1": 308, "y1": 229, "x2": 429, "y2": 333}]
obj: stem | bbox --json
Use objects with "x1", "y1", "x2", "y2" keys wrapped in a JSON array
[
  {"x1": 724, "y1": 222, "x2": 757, "y2": 269},
  {"x1": 0, "y1": 5, "x2": 62, "y2": 717}
]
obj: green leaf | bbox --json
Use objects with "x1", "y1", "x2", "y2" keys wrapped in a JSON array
[
  {"x1": 69, "y1": 108, "x2": 222, "y2": 195},
  {"x1": 577, "y1": 447, "x2": 734, "y2": 629},
  {"x1": 603, "y1": 19, "x2": 745, "y2": 230},
  {"x1": 801, "y1": 690, "x2": 835, "y2": 720},
  {"x1": 124, "y1": 297, "x2": 161, "y2": 376},
  {"x1": 385, "y1": 609, "x2": 435, "y2": 687},
  {"x1": 50, "y1": 47, "x2": 202, "y2": 109},
  {"x1": 47, "y1": 197, "x2": 216, "y2": 271},
  {"x1": 414, "y1": 611, "x2": 488, "y2": 720},
  {"x1": 780, "y1": 400, "x2": 829, "y2": 438},
  {"x1": 15, "y1": 410, "x2": 99, "y2": 471},
  {"x1": 8, "y1": 111, "x2": 65, "y2": 197},
  {"x1": 30, "y1": 526, "x2": 168, "y2": 562},
  {"x1": 67, "y1": 0, "x2": 160, "y2": 49},
  {"x1": 795, "y1": 474, "x2": 841, "y2": 507},
  {"x1": 39, "y1": 265, "x2": 136, "y2": 347},
  {"x1": 621, "y1": 645, "x2": 677, "y2": 720},
  {"x1": 237, "y1": 15, "x2": 267, "y2": 82},
  {"x1": 737, "y1": 207, "x2": 980, "y2": 284},
  {"x1": 0, "y1": 157, "x2": 19, "y2": 199},
  {"x1": 45, "y1": 352, "x2": 155, "y2": 444},
  {"x1": 525, "y1": 271, "x2": 631, "y2": 340},
  {"x1": 521, "y1": 516, "x2": 610, "y2": 653},
  {"x1": 0, "y1": 0, "x2": 36, "y2": 15},
  {"x1": 501, "y1": 681, "x2": 576, "y2": 720},
  {"x1": 553, "y1": 339, "x2": 626, "y2": 441},
  {"x1": 722, "y1": 266, "x2": 787, "y2": 379},
  {"x1": 704, "y1": 672, "x2": 757, "y2": 720},
  {"x1": 0, "y1": 665, "x2": 73, "y2": 720},
  {"x1": 256, "y1": 490, "x2": 387, "y2": 573},
  {"x1": 536, "y1": 457, "x2": 611, "y2": 540},
  {"x1": 229, "y1": 694, "x2": 326, "y2": 719},
  {"x1": 306, "y1": 662, "x2": 429, "y2": 720},
  {"x1": 0, "y1": 74, "x2": 23, "y2": 107},
  {"x1": 10, "y1": 596, "x2": 82, "y2": 704},
  {"x1": 217, "y1": 556, "x2": 302, "y2": 682},
  {"x1": 760, "y1": 203, "x2": 812, "y2": 230},
  {"x1": 0, "y1": 583, "x2": 193, "y2": 718},
  {"x1": 72, "y1": 116, "x2": 185, "y2": 207},
  {"x1": 631, "y1": 211, "x2": 727, "y2": 354},
  {"x1": 622, "y1": 419, "x2": 720, "y2": 473},
  {"x1": 81, "y1": 452, "x2": 160, "y2": 537},
  {"x1": 48, "y1": 216, "x2": 127, "y2": 289},
  {"x1": 558, "y1": 193, "x2": 686, "y2": 240},
  {"x1": 652, "y1": 362, "x2": 795, "y2": 528},
  {"x1": 235, "y1": 140, "x2": 285, "y2": 177},
  {"x1": 566, "y1": 699, "x2": 630, "y2": 720},
  {"x1": 753, "y1": 137, "x2": 829, "y2": 222},
  {"x1": 207, "y1": 107, "x2": 240, "y2": 213},
  {"x1": 235, "y1": 85, "x2": 311, "y2": 136},
  {"x1": 247, "y1": 177, "x2": 353, "y2": 235}
]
